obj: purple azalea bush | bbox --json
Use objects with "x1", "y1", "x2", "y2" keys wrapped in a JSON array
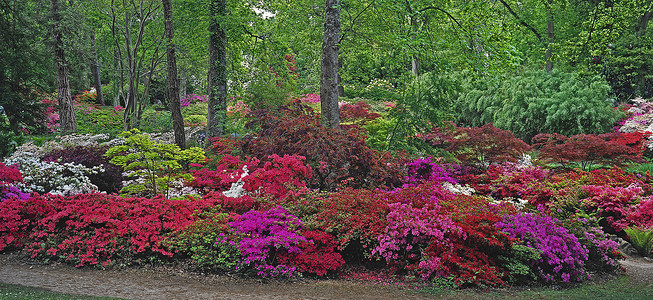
[
  {"x1": 228, "y1": 206, "x2": 306, "y2": 277},
  {"x1": 496, "y1": 212, "x2": 590, "y2": 283}
]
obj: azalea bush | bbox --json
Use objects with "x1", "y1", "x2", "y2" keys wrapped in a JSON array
[
  {"x1": 42, "y1": 145, "x2": 122, "y2": 193},
  {"x1": 4, "y1": 156, "x2": 103, "y2": 196},
  {"x1": 497, "y1": 212, "x2": 589, "y2": 283},
  {"x1": 228, "y1": 206, "x2": 306, "y2": 277},
  {"x1": 0, "y1": 162, "x2": 28, "y2": 202},
  {"x1": 0, "y1": 193, "x2": 218, "y2": 266}
]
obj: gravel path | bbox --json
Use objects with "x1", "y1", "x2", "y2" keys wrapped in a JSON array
[
  {"x1": 1, "y1": 253, "x2": 652, "y2": 299},
  {"x1": 0, "y1": 254, "x2": 431, "y2": 300}
]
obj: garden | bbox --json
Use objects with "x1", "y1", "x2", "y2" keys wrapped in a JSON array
[
  {"x1": 2, "y1": 0, "x2": 653, "y2": 297},
  {"x1": 4, "y1": 90, "x2": 653, "y2": 291}
]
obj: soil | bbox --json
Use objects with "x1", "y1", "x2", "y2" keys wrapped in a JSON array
[{"x1": 1, "y1": 252, "x2": 652, "y2": 300}]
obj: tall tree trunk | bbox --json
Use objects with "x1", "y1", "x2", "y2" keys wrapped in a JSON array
[
  {"x1": 207, "y1": 0, "x2": 227, "y2": 141},
  {"x1": 545, "y1": 0, "x2": 554, "y2": 73},
  {"x1": 320, "y1": 0, "x2": 341, "y2": 129},
  {"x1": 90, "y1": 32, "x2": 105, "y2": 106},
  {"x1": 163, "y1": 0, "x2": 185, "y2": 149},
  {"x1": 51, "y1": 0, "x2": 77, "y2": 133},
  {"x1": 637, "y1": 10, "x2": 652, "y2": 38}
]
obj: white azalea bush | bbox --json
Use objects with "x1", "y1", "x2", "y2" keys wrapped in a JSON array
[{"x1": 4, "y1": 155, "x2": 103, "y2": 196}]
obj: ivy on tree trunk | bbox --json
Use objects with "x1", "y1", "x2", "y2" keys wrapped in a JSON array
[{"x1": 207, "y1": 0, "x2": 227, "y2": 141}]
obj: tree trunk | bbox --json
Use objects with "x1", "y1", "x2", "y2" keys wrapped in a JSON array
[
  {"x1": 163, "y1": 0, "x2": 185, "y2": 149},
  {"x1": 545, "y1": 0, "x2": 554, "y2": 73},
  {"x1": 320, "y1": 0, "x2": 341, "y2": 129},
  {"x1": 90, "y1": 32, "x2": 105, "y2": 106},
  {"x1": 637, "y1": 10, "x2": 652, "y2": 38},
  {"x1": 51, "y1": 0, "x2": 77, "y2": 133},
  {"x1": 207, "y1": 0, "x2": 227, "y2": 141}
]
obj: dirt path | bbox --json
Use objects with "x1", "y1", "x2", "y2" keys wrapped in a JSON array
[
  {"x1": 0, "y1": 254, "x2": 431, "y2": 300},
  {"x1": 1, "y1": 253, "x2": 653, "y2": 300}
]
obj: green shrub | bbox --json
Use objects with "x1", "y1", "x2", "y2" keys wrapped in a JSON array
[
  {"x1": 624, "y1": 226, "x2": 653, "y2": 257},
  {"x1": 75, "y1": 107, "x2": 123, "y2": 137},
  {"x1": 105, "y1": 129, "x2": 205, "y2": 198},
  {"x1": 382, "y1": 72, "x2": 457, "y2": 153},
  {"x1": 139, "y1": 107, "x2": 173, "y2": 133},
  {"x1": 163, "y1": 208, "x2": 241, "y2": 272},
  {"x1": 0, "y1": 114, "x2": 25, "y2": 158},
  {"x1": 455, "y1": 69, "x2": 623, "y2": 142}
]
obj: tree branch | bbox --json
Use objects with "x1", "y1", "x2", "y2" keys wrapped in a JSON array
[
  {"x1": 496, "y1": 0, "x2": 542, "y2": 42},
  {"x1": 418, "y1": 6, "x2": 468, "y2": 34}
]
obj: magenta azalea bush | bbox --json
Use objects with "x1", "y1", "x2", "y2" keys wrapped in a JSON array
[
  {"x1": 228, "y1": 206, "x2": 306, "y2": 277},
  {"x1": 496, "y1": 212, "x2": 589, "y2": 283}
]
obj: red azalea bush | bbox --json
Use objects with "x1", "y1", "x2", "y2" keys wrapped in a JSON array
[
  {"x1": 2, "y1": 192, "x2": 218, "y2": 267},
  {"x1": 1, "y1": 162, "x2": 29, "y2": 202},
  {"x1": 277, "y1": 230, "x2": 345, "y2": 276},
  {"x1": 0, "y1": 193, "x2": 53, "y2": 251},
  {"x1": 581, "y1": 184, "x2": 644, "y2": 233},
  {"x1": 314, "y1": 188, "x2": 390, "y2": 255}
]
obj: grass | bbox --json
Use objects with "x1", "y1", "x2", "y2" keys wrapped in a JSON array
[
  {"x1": 0, "y1": 283, "x2": 122, "y2": 300},
  {"x1": 417, "y1": 276, "x2": 653, "y2": 299}
]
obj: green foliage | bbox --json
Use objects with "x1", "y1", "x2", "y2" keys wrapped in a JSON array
[
  {"x1": 624, "y1": 226, "x2": 653, "y2": 257},
  {"x1": 499, "y1": 244, "x2": 541, "y2": 285},
  {"x1": 75, "y1": 107, "x2": 123, "y2": 137},
  {"x1": 455, "y1": 69, "x2": 623, "y2": 142},
  {"x1": 602, "y1": 36, "x2": 653, "y2": 102},
  {"x1": 0, "y1": 114, "x2": 26, "y2": 158},
  {"x1": 384, "y1": 73, "x2": 457, "y2": 153},
  {"x1": 139, "y1": 107, "x2": 173, "y2": 133},
  {"x1": 105, "y1": 129, "x2": 205, "y2": 198},
  {"x1": 163, "y1": 207, "x2": 241, "y2": 272}
]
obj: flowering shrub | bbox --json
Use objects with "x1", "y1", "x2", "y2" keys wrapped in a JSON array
[
  {"x1": 299, "y1": 93, "x2": 320, "y2": 104},
  {"x1": 0, "y1": 162, "x2": 28, "y2": 201},
  {"x1": 4, "y1": 156, "x2": 103, "y2": 196},
  {"x1": 315, "y1": 188, "x2": 389, "y2": 253},
  {"x1": 228, "y1": 207, "x2": 306, "y2": 277},
  {"x1": 497, "y1": 213, "x2": 589, "y2": 283},
  {"x1": 277, "y1": 230, "x2": 345, "y2": 276},
  {"x1": 41, "y1": 98, "x2": 60, "y2": 132},
  {"x1": 373, "y1": 199, "x2": 462, "y2": 275},
  {"x1": 1, "y1": 193, "x2": 218, "y2": 266},
  {"x1": 74, "y1": 90, "x2": 97, "y2": 104},
  {"x1": 581, "y1": 184, "x2": 643, "y2": 232},
  {"x1": 0, "y1": 194, "x2": 53, "y2": 250},
  {"x1": 403, "y1": 157, "x2": 458, "y2": 186},
  {"x1": 42, "y1": 145, "x2": 122, "y2": 193}
]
